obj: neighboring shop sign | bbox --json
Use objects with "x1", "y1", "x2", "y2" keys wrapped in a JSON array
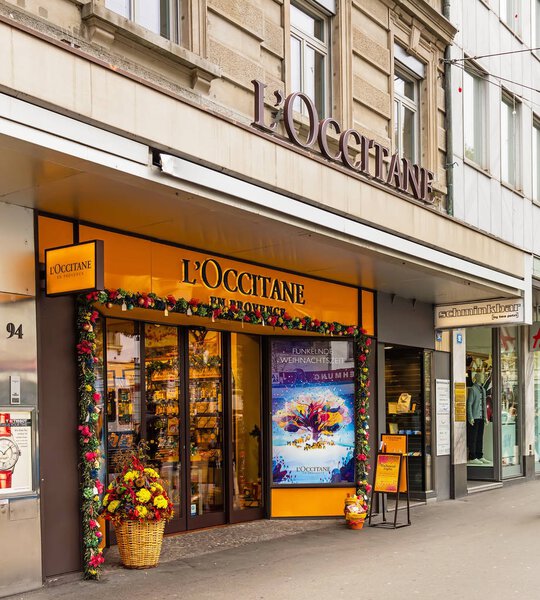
[
  {"x1": 434, "y1": 298, "x2": 524, "y2": 329},
  {"x1": 454, "y1": 382, "x2": 466, "y2": 422},
  {"x1": 0, "y1": 410, "x2": 33, "y2": 494},
  {"x1": 251, "y1": 80, "x2": 435, "y2": 204},
  {"x1": 530, "y1": 322, "x2": 540, "y2": 351},
  {"x1": 435, "y1": 379, "x2": 451, "y2": 456},
  {"x1": 45, "y1": 240, "x2": 104, "y2": 296},
  {"x1": 270, "y1": 339, "x2": 355, "y2": 485}
]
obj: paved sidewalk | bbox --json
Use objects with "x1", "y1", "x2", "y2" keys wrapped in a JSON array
[{"x1": 8, "y1": 479, "x2": 540, "y2": 600}]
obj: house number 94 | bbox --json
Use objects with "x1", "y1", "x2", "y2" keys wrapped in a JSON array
[{"x1": 6, "y1": 323, "x2": 23, "y2": 339}]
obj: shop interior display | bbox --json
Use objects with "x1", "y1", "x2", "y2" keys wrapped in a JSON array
[
  {"x1": 144, "y1": 324, "x2": 181, "y2": 514},
  {"x1": 385, "y1": 348, "x2": 424, "y2": 492},
  {"x1": 189, "y1": 330, "x2": 224, "y2": 516}
]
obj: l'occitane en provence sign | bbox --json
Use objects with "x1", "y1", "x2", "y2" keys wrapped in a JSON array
[{"x1": 45, "y1": 240, "x2": 104, "y2": 296}]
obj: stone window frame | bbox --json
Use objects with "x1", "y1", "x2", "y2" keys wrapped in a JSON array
[{"x1": 72, "y1": 0, "x2": 220, "y2": 93}]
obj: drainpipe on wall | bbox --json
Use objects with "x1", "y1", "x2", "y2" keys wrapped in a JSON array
[{"x1": 443, "y1": 0, "x2": 454, "y2": 216}]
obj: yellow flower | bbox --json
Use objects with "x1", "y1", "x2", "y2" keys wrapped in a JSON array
[
  {"x1": 102, "y1": 494, "x2": 109, "y2": 506},
  {"x1": 144, "y1": 468, "x2": 159, "y2": 479},
  {"x1": 136, "y1": 489, "x2": 152, "y2": 503},
  {"x1": 150, "y1": 483, "x2": 163, "y2": 493},
  {"x1": 136, "y1": 505, "x2": 148, "y2": 518},
  {"x1": 85, "y1": 385, "x2": 92, "y2": 392},
  {"x1": 107, "y1": 483, "x2": 114, "y2": 490},
  {"x1": 123, "y1": 470, "x2": 138, "y2": 482},
  {"x1": 153, "y1": 495, "x2": 168, "y2": 509},
  {"x1": 107, "y1": 500, "x2": 120, "y2": 513}
]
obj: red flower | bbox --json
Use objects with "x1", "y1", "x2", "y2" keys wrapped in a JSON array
[
  {"x1": 313, "y1": 319, "x2": 321, "y2": 327},
  {"x1": 366, "y1": 484, "x2": 372, "y2": 493},
  {"x1": 188, "y1": 298, "x2": 199, "y2": 306},
  {"x1": 359, "y1": 408, "x2": 366, "y2": 415},
  {"x1": 90, "y1": 311, "x2": 99, "y2": 322},
  {"x1": 268, "y1": 316, "x2": 277, "y2": 326},
  {"x1": 329, "y1": 323, "x2": 335, "y2": 332},
  {"x1": 366, "y1": 338, "x2": 372, "y2": 346},
  {"x1": 359, "y1": 353, "x2": 367, "y2": 362},
  {"x1": 79, "y1": 425, "x2": 91, "y2": 437},
  {"x1": 346, "y1": 326, "x2": 355, "y2": 335},
  {"x1": 88, "y1": 553, "x2": 104, "y2": 567},
  {"x1": 283, "y1": 313, "x2": 291, "y2": 321},
  {"x1": 109, "y1": 290, "x2": 119, "y2": 300},
  {"x1": 89, "y1": 519, "x2": 99, "y2": 529},
  {"x1": 96, "y1": 480, "x2": 104, "y2": 494},
  {"x1": 85, "y1": 451, "x2": 98, "y2": 462},
  {"x1": 254, "y1": 309, "x2": 262, "y2": 319},
  {"x1": 92, "y1": 392, "x2": 101, "y2": 402},
  {"x1": 357, "y1": 453, "x2": 367, "y2": 462}
]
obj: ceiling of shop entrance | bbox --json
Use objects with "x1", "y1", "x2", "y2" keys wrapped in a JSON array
[{"x1": 0, "y1": 134, "x2": 519, "y2": 306}]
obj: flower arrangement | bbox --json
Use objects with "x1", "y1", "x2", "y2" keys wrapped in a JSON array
[
  {"x1": 101, "y1": 449, "x2": 174, "y2": 526},
  {"x1": 344, "y1": 493, "x2": 367, "y2": 529}
]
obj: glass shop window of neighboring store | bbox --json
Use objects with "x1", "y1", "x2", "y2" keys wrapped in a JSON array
[
  {"x1": 384, "y1": 347, "x2": 427, "y2": 493},
  {"x1": 465, "y1": 327, "x2": 494, "y2": 468},
  {"x1": 534, "y1": 349, "x2": 540, "y2": 472},
  {"x1": 500, "y1": 326, "x2": 521, "y2": 475}
]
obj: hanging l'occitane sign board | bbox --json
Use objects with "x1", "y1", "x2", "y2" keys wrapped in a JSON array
[
  {"x1": 45, "y1": 240, "x2": 104, "y2": 296},
  {"x1": 78, "y1": 226, "x2": 358, "y2": 325}
]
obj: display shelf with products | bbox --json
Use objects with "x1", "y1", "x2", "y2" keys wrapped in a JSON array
[
  {"x1": 385, "y1": 348, "x2": 425, "y2": 492},
  {"x1": 188, "y1": 329, "x2": 224, "y2": 517}
]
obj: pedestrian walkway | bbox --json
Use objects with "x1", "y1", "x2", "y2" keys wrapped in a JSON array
[{"x1": 8, "y1": 479, "x2": 540, "y2": 600}]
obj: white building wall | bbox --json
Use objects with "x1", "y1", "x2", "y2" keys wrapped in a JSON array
[{"x1": 450, "y1": 0, "x2": 540, "y2": 254}]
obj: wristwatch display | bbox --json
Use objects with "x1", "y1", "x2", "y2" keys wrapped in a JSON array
[{"x1": 0, "y1": 413, "x2": 21, "y2": 489}]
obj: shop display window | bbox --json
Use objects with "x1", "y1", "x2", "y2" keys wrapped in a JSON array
[
  {"x1": 500, "y1": 326, "x2": 521, "y2": 475},
  {"x1": 465, "y1": 327, "x2": 494, "y2": 469},
  {"x1": 144, "y1": 324, "x2": 181, "y2": 518},
  {"x1": 385, "y1": 347, "x2": 425, "y2": 493},
  {"x1": 188, "y1": 330, "x2": 224, "y2": 516},
  {"x1": 106, "y1": 320, "x2": 142, "y2": 477},
  {"x1": 534, "y1": 351, "x2": 540, "y2": 471},
  {"x1": 270, "y1": 339, "x2": 355, "y2": 486}
]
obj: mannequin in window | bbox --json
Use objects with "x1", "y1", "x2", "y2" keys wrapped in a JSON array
[{"x1": 467, "y1": 371, "x2": 489, "y2": 465}]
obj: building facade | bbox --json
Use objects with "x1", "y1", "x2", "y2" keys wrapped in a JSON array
[
  {"x1": 447, "y1": 0, "x2": 540, "y2": 496},
  {"x1": 0, "y1": 0, "x2": 532, "y2": 594}
]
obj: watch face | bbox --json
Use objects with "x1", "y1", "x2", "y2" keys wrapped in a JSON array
[{"x1": 0, "y1": 439, "x2": 20, "y2": 470}]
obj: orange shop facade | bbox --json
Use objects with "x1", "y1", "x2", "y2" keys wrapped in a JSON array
[{"x1": 37, "y1": 215, "x2": 376, "y2": 575}]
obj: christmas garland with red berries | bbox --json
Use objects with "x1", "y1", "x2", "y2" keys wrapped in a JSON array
[{"x1": 77, "y1": 288, "x2": 372, "y2": 579}]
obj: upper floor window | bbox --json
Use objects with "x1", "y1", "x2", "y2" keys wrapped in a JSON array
[
  {"x1": 534, "y1": 117, "x2": 540, "y2": 203},
  {"x1": 290, "y1": 2, "x2": 330, "y2": 118},
  {"x1": 535, "y1": 0, "x2": 540, "y2": 50},
  {"x1": 501, "y1": 92, "x2": 521, "y2": 188},
  {"x1": 463, "y1": 67, "x2": 486, "y2": 167},
  {"x1": 500, "y1": 0, "x2": 521, "y2": 35},
  {"x1": 393, "y1": 46, "x2": 424, "y2": 164},
  {"x1": 105, "y1": 0, "x2": 180, "y2": 43}
]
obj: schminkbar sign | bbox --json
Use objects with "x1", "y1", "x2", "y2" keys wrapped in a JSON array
[
  {"x1": 251, "y1": 80, "x2": 435, "y2": 203},
  {"x1": 45, "y1": 240, "x2": 104, "y2": 296},
  {"x1": 434, "y1": 298, "x2": 524, "y2": 329}
]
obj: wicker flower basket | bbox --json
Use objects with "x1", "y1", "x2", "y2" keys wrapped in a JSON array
[{"x1": 115, "y1": 520, "x2": 166, "y2": 569}]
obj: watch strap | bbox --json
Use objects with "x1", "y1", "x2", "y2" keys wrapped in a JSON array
[
  {"x1": 0, "y1": 471, "x2": 13, "y2": 488},
  {"x1": 0, "y1": 413, "x2": 11, "y2": 437}
]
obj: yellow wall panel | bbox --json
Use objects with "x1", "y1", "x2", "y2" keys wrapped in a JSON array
[{"x1": 271, "y1": 487, "x2": 355, "y2": 517}]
